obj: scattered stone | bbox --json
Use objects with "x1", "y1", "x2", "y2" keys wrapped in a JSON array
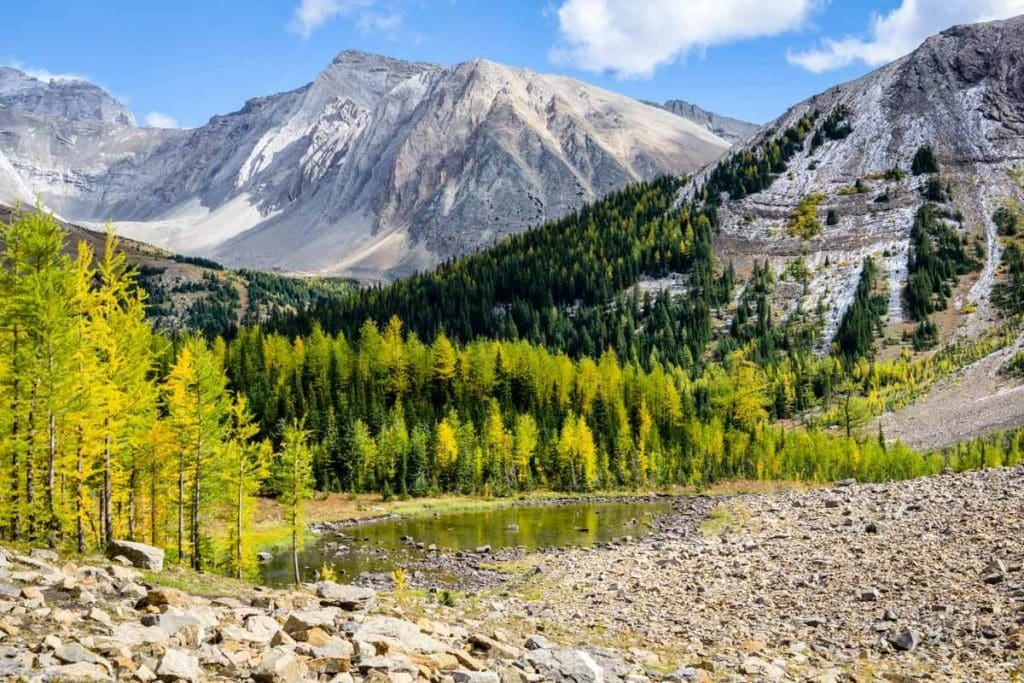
[
  {"x1": 253, "y1": 648, "x2": 308, "y2": 683},
  {"x1": 156, "y1": 649, "x2": 200, "y2": 682},
  {"x1": 890, "y1": 629, "x2": 920, "y2": 652}
]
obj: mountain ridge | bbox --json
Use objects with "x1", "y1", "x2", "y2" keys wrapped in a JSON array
[{"x1": 0, "y1": 51, "x2": 733, "y2": 280}]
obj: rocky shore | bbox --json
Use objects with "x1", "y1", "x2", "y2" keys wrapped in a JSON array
[
  {"x1": 1, "y1": 467, "x2": 1022, "y2": 681},
  {"x1": 0, "y1": 543, "x2": 652, "y2": 681},
  {"x1": 484, "y1": 466, "x2": 1024, "y2": 680}
]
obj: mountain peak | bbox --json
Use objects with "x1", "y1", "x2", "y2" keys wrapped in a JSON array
[
  {"x1": 0, "y1": 66, "x2": 134, "y2": 127},
  {"x1": 657, "y1": 99, "x2": 759, "y2": 145}
]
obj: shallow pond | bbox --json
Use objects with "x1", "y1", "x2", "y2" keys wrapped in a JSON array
[{"x1": 260, "y1": 499, "x2": 671, "y2": 586}]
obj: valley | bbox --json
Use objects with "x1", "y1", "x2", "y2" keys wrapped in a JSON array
[{"x1": 0, "y1": 9, "x2": 1023, "y2": 683}]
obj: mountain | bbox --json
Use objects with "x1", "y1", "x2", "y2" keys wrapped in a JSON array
[
  {"x1": 691, "y1": 16, "x2": 1024, "y2": 348},
  {"x1": 0, "y1": 53, "x2": 731, "y2": 280},
  {"x1": 657, "y1": 99, "x2": 759, "y2": 144}
]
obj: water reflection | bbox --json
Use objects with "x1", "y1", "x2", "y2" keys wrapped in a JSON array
[{"x1": 260, "y1": 499, "x2": 670, "y2": 586}]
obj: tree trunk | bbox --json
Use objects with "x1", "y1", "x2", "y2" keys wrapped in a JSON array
[
  {"x1": 128, "y1": 461, "x2": 137, "y2": 541},
  {"x1": 26, "y1": 384, "x2": 37, "y2": 538},
  {"x1": 177, "y1": 449, "x2": 184, "y2": 565},
  {"x1": 191, "y1": 455, "x2": 201, "y2": 571},
  {"x1": 291, "y1": 456, "x2": 300, "y2": 585},
  {"x1": 47, "y1": 411, "x2": 56, "y2": 542},
  {"x1": 149, "y1": 466, "x2": 157, "y2": 546},
  {"x1": 103, "y1": 431, "x2": 112, "y2": 546},
  {"x1": 75, "y1": 428, "x2": 84, "y2": 553},
  {"x1": 9, "y1": 326, "x2": 20, "y2": 541},
  {"x1": 236, "y1": 476, "x2": 243, "y2": 579}
]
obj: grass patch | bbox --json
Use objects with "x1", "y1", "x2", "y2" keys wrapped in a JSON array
[
  {"x1": 140, "y1": 566, "x2": 257, "y2": 598},
  {"x1": 698, "y1": 503, "x2": 750, "y2": 537}
]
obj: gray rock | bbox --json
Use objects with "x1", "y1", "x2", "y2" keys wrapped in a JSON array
[
  {"x1": 315, "y1": 581, "x2": 377, "y2": 610},
  {"x1": 54, "y1": 643, "x2": 107, "y2": 669},
  {"x1": 859, "y1": 588, "x2": 881, "y2": 602},
  {"x1": 254, "y1": 648, "x2": 308, "y2": 683},
  {"x1": 156, "y1": 649, "x2": 200, "y2": 682},
  {"x1": 523, "y1": 648, "x2": 606, "y2": 683},
  {"x1": 353, "y1": 616, "x2": 447, "y2": 654},
  {"x1": 451, "y1": 671, "x2": 500, "y2": 683},
  {"x1": 106, "y1": 540, "x2": 164, "y2": 571},
  {"x1": 890, "y1": 629, "x2": 920, "y2": 651}
]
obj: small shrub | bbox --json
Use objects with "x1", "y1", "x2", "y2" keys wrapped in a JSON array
[{"x1": 912, "y1": 145, "x2": 939, "y2": 175}]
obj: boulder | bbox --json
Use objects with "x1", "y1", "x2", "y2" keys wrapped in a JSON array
[
  {"x1": 315, "y1": 581, "x2": 377, "y2": 610},
  {"x1": 890, "y1": 629, "x2": 920, "y2": 652},
  {"x1": 523, "y1": 648, "x2": 606, "y2": 683},
  {"x1": 107, "y1": 540, "x2": 164, "y2": 571},
  {"x1": 254, "y1": 648, "x2": 308, "y2": 683},
  {"x1": 156, "y1": 649, "x2": 200, "y2": 682},
  {"x1": 354, "y1": 616, "x2": 447, "y2": 654}
]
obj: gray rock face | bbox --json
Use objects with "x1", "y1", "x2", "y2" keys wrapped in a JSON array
[
  {"x1": 0, "y1": 53, "x2": 729, "y2": 281},
  {"x1": 106, "y1": 540, "x2": 164, "y2": 571},
  {"x1": 683, "y1": 15, "x2": 1024, "y2": 355}
]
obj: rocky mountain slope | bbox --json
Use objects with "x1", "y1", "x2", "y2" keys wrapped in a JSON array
[
  {"x1": 666, "y1": 16, "x2": 1024, "y2": 446},
  {"x1": 0, "y1": 54, "x2": 731, "y2": 281},
  {"x1": 657, "y1": 99, "x2": 759, "y2": 144},
  {"x1": 692, "y1": 16, "x2": 1024, "y2": 349}
]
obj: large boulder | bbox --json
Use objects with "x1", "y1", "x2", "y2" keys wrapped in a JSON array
[
  {"x1": 107, "y1": 540, "x2": 164, "y2": 571},
  {"x1": 315, "y1": 581, "x2": 377, "y2": 610},
  {"x1": 353, "y1": 616, "x2": 447, "y2": 655}
]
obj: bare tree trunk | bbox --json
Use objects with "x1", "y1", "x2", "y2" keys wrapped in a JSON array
[
  {"x1": 177, "y1": 449, "x2": 184, "y2": 565},
  {"x1": 291, "y1": 503, "x2": 300, "y2": 585},
  {"x1": 103, "y1": 430, "x2": 112, "y2": 546},
  {"x1": 10, "y1": 327, "x2": 20, "y2": 540},
  {"x1": 47, "y1": 412, "x2": 56, "y2": 542},
  {"x1": 191, "y1": 455, "x2": 201, "y2": 571},
  {"x1": 26, "y1": 384, "x2": 37, "y2": 538},
  {"x1": 236, "y1": 477, "x2": 243, "y2": 579},
  {"x1": 75, "y1": 428, "x2": 84, "y2": 553},
  {"x1": 128, "y1": 465, "x2": 136, "y2": 541},
  {"x1": 150, "y1": 466, "x2": 157, "y2": 546}
]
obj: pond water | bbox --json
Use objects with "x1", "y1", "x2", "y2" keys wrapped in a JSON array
[{"x1": 260, "y1": 499, "x2": 672, "y2": 586}]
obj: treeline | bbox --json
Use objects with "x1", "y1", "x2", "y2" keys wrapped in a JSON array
[
  {"x1": 224, "y1": 314, "x2": 1020, "y2": 498},
  {"x1": 0, "y1": 210, "x2": 314, "y2": 578},
  {"x1": 271, "y1": 178, "x2": 733, "y2": 369}
]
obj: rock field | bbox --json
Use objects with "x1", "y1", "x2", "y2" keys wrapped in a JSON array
[{"x1": 0, "y1": 466, "x2": 1021, "y2": 681}]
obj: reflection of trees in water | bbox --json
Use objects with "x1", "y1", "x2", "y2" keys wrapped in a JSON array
[{"x1": 262, "y1": 501, "x2": 668, "y2": 586}]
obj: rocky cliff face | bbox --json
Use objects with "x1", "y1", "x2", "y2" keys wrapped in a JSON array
[
  {"x1": 0, "y1": 52, "x2": 731, "y2": 280},
  {"x1": 657, "y1": 99, "x2": 759, "y2": 145},
  {"x1": 691, "y1": 16, "x2": 1024, "y2": 349}
]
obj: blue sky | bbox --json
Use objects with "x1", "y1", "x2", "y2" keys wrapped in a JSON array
[{"x1": 6, "y1": 1, "x2": 1023, "y2": 128}]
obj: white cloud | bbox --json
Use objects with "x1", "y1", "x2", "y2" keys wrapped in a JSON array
[
  {"x1": 788, "y1": 0, "x2": 1024, "y2": 73},
  {"x1": 550, "y1": 0, "x2": 821, "y2": 78},
  {"x1": 3, "y1": 60, "x2": 87, "y2": 84},
  {"x1": 290, "y1": 0, "x2": 404, "y2": 38},
  {"x1": 143, "y1": 112, "x2": 180, "y2": 129}
]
